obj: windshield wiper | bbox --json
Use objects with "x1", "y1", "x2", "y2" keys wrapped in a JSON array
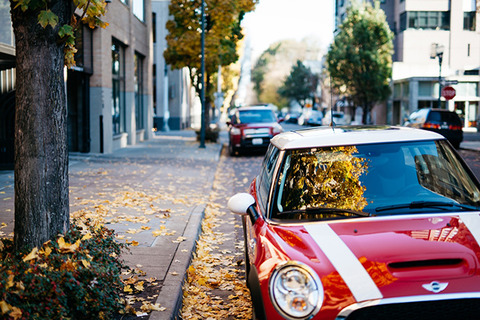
[
  {"x1": 375, "y1": 201, "x2": 479, "y2": 213},
  {"x1": 282, "y1": 207, "x2": 371, "y2": 218}
]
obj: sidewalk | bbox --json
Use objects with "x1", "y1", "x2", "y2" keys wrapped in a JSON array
[{"x1": 0, "y1": 129, "x2": 225, "y2": 320}]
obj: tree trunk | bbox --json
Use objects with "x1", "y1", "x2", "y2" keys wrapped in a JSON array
[{"x1": 11, "y1": 1, "x2": 71, "y2": 250}]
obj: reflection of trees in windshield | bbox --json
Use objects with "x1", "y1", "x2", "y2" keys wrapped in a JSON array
[
  {"x1": 415, "y1": 142, "x2": 480, "y2": 205},
  {"x1": 278, "y1": 146, "x2": 368, "y2": 215}
]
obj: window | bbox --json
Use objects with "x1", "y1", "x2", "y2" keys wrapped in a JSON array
[
  {"x1": 132, "y1": 0, "x2": 144, "y2": 21},
  {"x1": 400, "y1": 11, "x2": 450, "y2": 32},
  {"x1": 134, "y1": 53, "x2": 144, "y2": 130},
  {"x1": 258, "y1": 145, "x2": 280, "y2": 210},
  {"x1": 0, "y1": 0, "x2": 13, "y2": 46},
  {"x1": 112, "y1": 40, "x2": 125, "y2": 135},
  {"x1": 464, "y1": 11, "x2": 476, "y2": 31}
]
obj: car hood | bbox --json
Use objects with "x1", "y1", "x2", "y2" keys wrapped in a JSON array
[{"x1": 271, "y1": 212, "x2": 480, "y2": 303}]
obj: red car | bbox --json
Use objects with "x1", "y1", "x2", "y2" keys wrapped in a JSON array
[
  {"x1": 227, "y1": 106, "x2": 284, "y2": 156},
  {"x1": 228, "y1": 126, "x2": 480, "y2": 320}
]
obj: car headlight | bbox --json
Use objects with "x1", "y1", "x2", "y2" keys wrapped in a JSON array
[
  {"x1": 230, "y1": 127, "x2": 241, "y2": 135},
  {"x1": 269, "y1": 262, "x2": 323, "y2": 319},
  {"x1": 272, "y1": 124, "x2": 283, "y2": 135}
]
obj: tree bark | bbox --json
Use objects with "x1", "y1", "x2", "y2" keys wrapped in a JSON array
[{"x1": 11, "y1": 1, "x2": 71, "y2": 250}]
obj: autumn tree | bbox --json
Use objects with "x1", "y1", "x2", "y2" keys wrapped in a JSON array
[
  {"x1": 326, "y1": 1, "x2": 393, "y2": 124},
  {"x1": 164, "y1": 0, "x2": 257, "y2": 126},
  {"x1": 278, "y1": 60, "x2": 319, "y2": 108},
  {"x1": 9, "y1": 0, "x2": 107, "y2": 250}
]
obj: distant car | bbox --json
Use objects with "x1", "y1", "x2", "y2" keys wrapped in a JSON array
[
  {"x1": 298, "y1": 109, "x2": 323, "y2": 126},
  {"x1": 228, "y1": 126, "x2": 480, "y2": 320},
  {"x1": 322, "y1": 111, "x2": 350, "y2": 126},
  {"x1": 404, "y1": 108, "x2": 463, "y2": 148},
  {"x1": 227, "y1": 106, "x2": 283, "y2": 156}
]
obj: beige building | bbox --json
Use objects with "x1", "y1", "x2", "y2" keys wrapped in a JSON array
[
  {"x1": 335, "y1": 0, "x2": 480, "y2": 128},
  {"x1": 152, "y1": 0, "x2": 198, "y2": 131}
]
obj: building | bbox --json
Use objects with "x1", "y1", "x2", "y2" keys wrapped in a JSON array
[
  {"x1": 0, "y1": 0, "x2": 154, "y2": 169},
  {"x1": 335, "y1": 0, "x2": 480, "y2": 129},
  {"x1": 87, "y1": 0, "x2": 154, "y2": 153},
  {"x1": 152, "y1": 0, "x2": 198, "y2": 131},
  {"x1": 0, "y1": 0, "x2": 15, "y2": 169}
]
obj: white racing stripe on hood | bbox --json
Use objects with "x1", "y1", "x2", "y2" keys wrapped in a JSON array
[
  {"x1": 305, "y1": 224, "x2": 383, "y2": 302},
  {"x1": 460, "y1": 213, "x2": 480, "y2": 245}
]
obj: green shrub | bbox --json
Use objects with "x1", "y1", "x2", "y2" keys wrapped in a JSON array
[{"x1": 0, "y1": 219, "x2": 128, "y2": 320}]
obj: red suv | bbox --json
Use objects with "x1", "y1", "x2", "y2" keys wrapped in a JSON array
[{"x1": 227, "y1": 106, "x2": 284, "y2": 156}]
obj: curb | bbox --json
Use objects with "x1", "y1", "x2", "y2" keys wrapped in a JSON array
[
  {"x1": 149, "y1": 205, "x2": 205, "y2": 320},
  {"x1": 149, "y1": 143, "x2": 224, "y2": 320}
]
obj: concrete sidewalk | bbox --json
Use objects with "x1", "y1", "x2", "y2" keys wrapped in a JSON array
[{"x1": 0, "y1": 129, "x2": 224, "y2": 320}]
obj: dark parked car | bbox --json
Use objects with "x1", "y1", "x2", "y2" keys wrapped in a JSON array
[
  {"x1": 404, "y1": 108, "x2": 463, "y2": 148},
  {"x1": 227, "y1": 106, "x2": 284, "y2": 156}
]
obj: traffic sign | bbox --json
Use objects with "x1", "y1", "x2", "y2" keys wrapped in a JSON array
[{"x1": 441, "y1": 86, "x2": 456, "y2": 100}]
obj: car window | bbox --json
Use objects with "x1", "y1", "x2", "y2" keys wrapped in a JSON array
[
  {"x1": 258, "y1": 145, "x2": 280, "y2": 210},
  {"x1": 272, "y1": 140, "x2": 480, "y2": 220},
  {"x1": 239, "y1": 109, "x2": 276, "y2": 123},
  {"x1": 408, "y1": 108, "x2": 428, "y2": 123}
]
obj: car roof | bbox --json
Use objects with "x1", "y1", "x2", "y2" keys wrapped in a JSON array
[
  {"x1": 237, "y1": 105, "x2": 274, "y2": 111},
  {"x1": 271, "y1": 125, "x2": 445, "y2": 150}
]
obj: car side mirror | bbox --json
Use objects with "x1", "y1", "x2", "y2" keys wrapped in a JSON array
[{"x1": 227, "y1": 193, "x2": 258, "y2": 223}]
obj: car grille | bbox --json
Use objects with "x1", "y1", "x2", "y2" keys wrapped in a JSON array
[{"x1": 344, "y1": 299, "x2": 480, "y2": 320}]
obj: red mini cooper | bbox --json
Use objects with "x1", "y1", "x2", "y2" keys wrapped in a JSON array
[{"x1": 228, "y1": 126, "x2": 480, "y2": 320}]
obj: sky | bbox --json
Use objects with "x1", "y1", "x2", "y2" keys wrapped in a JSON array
[{"x1": 242, "y1": 0, "x2": 335, "y2": 58}]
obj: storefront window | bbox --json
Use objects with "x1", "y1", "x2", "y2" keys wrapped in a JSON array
[
  {"x1": 134, "y1": 53, "x2": 144, "y2": 130},
  {"x1": 112, "y1": 40, "x2": 125, "y2": 135}
]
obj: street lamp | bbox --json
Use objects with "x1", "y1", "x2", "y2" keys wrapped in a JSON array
[
  {"x1": 199, "y1": 0, "x2": 206, "y2": 148},
  {"x1": 430, "y1": 43, "x2": 444, "y2": 108}
]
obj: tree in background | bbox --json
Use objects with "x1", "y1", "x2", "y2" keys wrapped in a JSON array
[
  {"x1": 251, "y1": 39, "x2": 323, "y2": 109},
  {"x1": 164, "y1": 0, "x2": 257, "y2": 128},
  {"x1": 9, "y1": 0, "x2": 107, "y2": 250},
  {"x1": 278, "y1": 60, "x2": 319, "y2": 108},
  {"x1": 326, "y1": 1, "x2": 393, "y2": 124}
]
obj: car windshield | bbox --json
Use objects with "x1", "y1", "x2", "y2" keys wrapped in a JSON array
[
  {"x1": 239, "y1": 109, "x2": 276, "y2": 123},
  {"x1": 273, "y1": 140, "x2": 480, "y2": 220}
]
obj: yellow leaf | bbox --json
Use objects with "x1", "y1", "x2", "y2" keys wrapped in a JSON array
[
  {"x1": 39, "y1": 246, "x2": 52, "y2": 257},
  {"x1": 0, "y1": 301, "x2": 12, "y2": 314},
  {"x1": 134, "y1": 281, "x2": 144, "y2": 291},
  {"x1": 57, "y1": 237, "x2": 80, "y2": 253},
  {"x1": 81, "y1": 259, "x2": 90, "y2": 268},
  {"x1": 141, "y1": 226, "x2": 151, "y2": 230},
  {"x1": 9, "y1": 307, "x2": 22, "y2": 320},
  {"x1": 81, "y1": 233, "x2": 93, "y2": 241},
  {"x1": 6, "y1": 275, "x2": 14, "y2": 289},
  {"x1": 22, "y1": 247, "x2": 39, "y2": 262},
  {"x1": 124, "y1": 285, "x2": 133, "y2": 293},
  {"x1": 130, "y1": 241, "x2": 139, "y2": 246}
]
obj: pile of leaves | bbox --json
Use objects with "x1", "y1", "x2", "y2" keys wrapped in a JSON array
[{"x1": 0, "y1": 219, "x2": 127, "y2": 320}]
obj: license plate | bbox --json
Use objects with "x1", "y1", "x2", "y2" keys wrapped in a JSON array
[{"x1": 252, "y1": 138, "x2": 263, "y2": 145}]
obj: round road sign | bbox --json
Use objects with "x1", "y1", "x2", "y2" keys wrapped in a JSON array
[{"x1": 441, "y1": 86, "x2": 456, "y2": 100}]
